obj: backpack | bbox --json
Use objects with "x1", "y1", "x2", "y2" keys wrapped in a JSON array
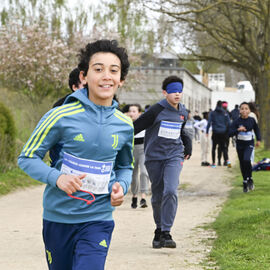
[{"x1": 252, "y1": 158, "x2": 270, "y2": 171}]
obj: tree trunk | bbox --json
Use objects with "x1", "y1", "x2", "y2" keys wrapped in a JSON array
[{"x1": 256, "y1": 67, "x2": 270, "y2": 150}]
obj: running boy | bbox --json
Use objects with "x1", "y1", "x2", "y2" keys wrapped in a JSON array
[
  {"x1": 134, "y1": 75, "x2": 192, "y2": 249},
  {"x1": 18, "y1": 40, "x2": 134, "y2": 270},
  {"x1": 229, "y1": 102, "x2": 261, "y2": 193}
]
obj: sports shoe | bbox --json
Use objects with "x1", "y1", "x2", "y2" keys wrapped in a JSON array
[
  {"x1": 247, "y1": 178, "x2": 255, "y2": 191},
  {"x1": 152, "y1": 228, "x2": 162, "y2": 249},
  {"x1": 227, "y1": 161, "x2": 232, "y2": 168},
  {"x1": 140, "y1": 198, "x2": 148, "y2": 208},
  {"x1": 160, "y1": 231, "x2": 176, "y2": 248},
  {"x1": 205, "y1": 162, "x2": 210, "y2": 166},
  {"x1": 131, "y1": 197, "x2": 137, "y2": 209},
  {"x1": 211, "y1": 163, "x2": 216, "y2": 168},
  {"x1": 243, "y1": 180, "x2": 248, "y2": 193}
]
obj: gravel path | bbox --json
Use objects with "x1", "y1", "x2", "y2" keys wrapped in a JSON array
[{"x1": 0, "y1": 143, "x2": 236, "y2": 269}]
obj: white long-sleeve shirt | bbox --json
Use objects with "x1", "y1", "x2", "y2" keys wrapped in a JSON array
[{"x1": 194, "y1": 119, "x2": 211, "y2": 133}]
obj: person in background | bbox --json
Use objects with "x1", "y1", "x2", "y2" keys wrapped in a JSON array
[
  {"x1": 134, "y1": 75, "x2": 192, "y2": 249},
  {"x1": 53, "y1": 68, "x2": 84, "y2": 108},
  {"x1": 194, "y1": 111, "x2": 210, "y2": 166},
  {"x1": 193, "y1": 110, "x2": 201, "y2": 143},
  {"x1": 248, "y1": 102, "x2": 260, "y2": 165},
  {"x1": 121, "y1": 104, "x2": 130, "y2": 115},
  {"x1": 184, "y1": 110, "x2": 195, "y2": 141},
  {"x1": 144, "y1": 104, "x2": 151, "y2": 112},
  {"x1": 230, "y1": 104, "x2": 240, "y2": 147},
  {"x1": 127, "y1": 104, "x2": 149, "y2": 209},
  {"x1": 229, "y1": 102, "x2": 261, "y2": 192},
  {"x1": 248, "y1": 102, "x2": 259, "y2": 123},
  {"x1": 221, "y1": 101, "x2": 231, "y2": 167},
  {"x1": 230, "y1": 104, "x2": 240, "y2": 121},
  {"x1": 206, "y1": 100, "x2": 230, "y2": 168}
]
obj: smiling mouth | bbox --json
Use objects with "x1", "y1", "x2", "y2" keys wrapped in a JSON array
[{"x1": 99, "y1": 84, "x2": 113, "y2": 89}]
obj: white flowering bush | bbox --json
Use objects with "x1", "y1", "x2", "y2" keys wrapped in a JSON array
[{"x1": 0, "y1": 22, "x2": 76, "y2": 102}]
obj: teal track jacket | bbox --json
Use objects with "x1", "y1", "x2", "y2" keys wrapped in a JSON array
[{"x1": 18, "y1": 89, "x2": 134, "y2": 223}]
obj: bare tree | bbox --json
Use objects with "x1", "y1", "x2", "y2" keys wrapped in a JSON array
[{"x1": 139, "y1": 0, "x2": 270, "y2": 149}]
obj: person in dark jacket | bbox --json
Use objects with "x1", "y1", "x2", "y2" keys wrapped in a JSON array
[
  {"x1": 229, "y1": 102, "x2": 261, "y2": 192},
  {"x1": 206, "y1": 100, "x2": 230, "y2": 167},
  {"x1": 53, "y1": 68, "x2": 83, "y2": 108},
  {"x1": 134, "y1": 75, "x2": 192, "y2": 249},
  {"x1": 230, "y1": 104, "x2": 240, "y2": 147},
  {"x1": 230, "y1": 104, "x2": 240, "y2": 121}
]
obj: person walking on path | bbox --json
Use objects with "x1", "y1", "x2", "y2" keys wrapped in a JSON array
[
  {"x1": 18, "y1": 39, "x2": 134, "y2": 270},
  {"x1": 230, "y1": 104, "x2": 240, "y2": 121},
  {"x1": 127, "y1": 103, "x2": 149, "y2": 209},
  {"x1": 229, "y1": 102, "x2": 261, "y2": 192},
  {"x1": 193, "y1": 110, "x2": 201, "y2": 143},
  {"x1": 184, "y1": 109, "x2": 195, "y2": 141},
  {"x1": 133, "y1": 75, "x2": 192, "y2": 249},
  {"x1": 248, "y1": 102, "x2": 260, "y2": 165},
  {"x1": 206, "y1": 100, "x2": 230, "y2": 168},
  {"x1": 230, "y1": 104, "x2": 240, "y2": 147},
  {"x1": 221, "y1": 101, "x2": 231, "y2": 167},
  {"x1": 194, "y1": 111, "x2": 210, "y2": 166}
]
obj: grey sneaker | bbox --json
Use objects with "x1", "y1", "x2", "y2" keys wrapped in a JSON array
[
  {"x1": 152, "y1": 228, "x2": 162, "y2": 249},
  {"x1": 160, "y1": 231, "x2": 176, "y2": 248}
]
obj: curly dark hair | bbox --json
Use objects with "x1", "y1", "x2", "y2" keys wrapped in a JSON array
[
  {"x1": 78, "y1": 40, "x2": 130, "y2": 81},
  {"x1": 162, "y1": 75, "x2": 184, "y2": 90}
]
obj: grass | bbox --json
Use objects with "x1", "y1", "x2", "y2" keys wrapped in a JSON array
[
  {"x1": 0, "y1": 167, "x2": 42, "y2": 196},
  {"x1": 0, "y1": 87, "x2": 53, "y2": 196},
  {"x1": 206, "y1": 147, "x2": 270, "y2": 270}
]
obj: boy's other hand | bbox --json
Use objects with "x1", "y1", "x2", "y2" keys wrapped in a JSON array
[
  {"x1": 56, "y1": 174, "x2": 85, "y2": 194},
  {"x1": 111, "y1": 182, "x2": 124, "y2": 206}
]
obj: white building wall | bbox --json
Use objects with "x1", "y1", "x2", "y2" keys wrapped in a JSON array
[
  {"x1": 211, "y1": 91, "x2": 255, "y2": 111},
  {"x1": 119, "y1": 67, "x2": 212, "y2": 114}
]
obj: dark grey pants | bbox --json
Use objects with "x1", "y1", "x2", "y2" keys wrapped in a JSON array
[{"x1": 145, "y1": 159, "x2": 183, "y2": 232}]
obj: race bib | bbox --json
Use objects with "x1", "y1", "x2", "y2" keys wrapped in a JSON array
[
  {"x1": 184, "y1": 122, "x2": 193, "y2": 129},
  {"x1": 158, "y1": 121, "x2": 182, "y2": 139},
  {"x1": 61, "y1": 152, "x2": 113, "y2": 194},
  {"x1": 238, "y1": 131, "x2": 253, "y2": 141}
]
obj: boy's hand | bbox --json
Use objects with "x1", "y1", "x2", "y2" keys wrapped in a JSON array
[
  {"x1": 56, "y1": 174, "x2": 85, "y2": 194},
  {"x1": 111, "y1": 182, "x2": 124, "y2": 206},
  {"x1": 255, "y1": 141, "x2": 261, "y2": 147},
  {"x1": 184, "y1": 155, "x2": 190, "y2": 160}
]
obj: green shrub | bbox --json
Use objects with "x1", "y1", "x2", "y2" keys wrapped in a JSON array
[{"x1": 0, "y1": 102, "x2": 16, "y2": 171}]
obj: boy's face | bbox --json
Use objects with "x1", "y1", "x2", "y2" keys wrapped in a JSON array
[
  {"x1": 80, "y1": 52, "x2": 124, "y2": 106},
  {"x1": 162, "y1": 90, "x2": 182, "y2": 109},
  {"x1": 127, "y1": 106, "x2": 141, "y2": 121}
]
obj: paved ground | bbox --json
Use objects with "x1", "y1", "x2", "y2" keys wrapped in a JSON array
[{"x1": 0, "y1": 143, "x2": 237, "y2": 269}]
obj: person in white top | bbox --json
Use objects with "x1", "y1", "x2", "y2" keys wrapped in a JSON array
[
  {"x1": 248, "y1": 102, "x2": 259, "y2": 164},
  {"x1": 194, "y1": 112, "x2": 210, "y2": 166},
  {"x1": 127, "y1": 104, "x2": 149, "y2": 208}
]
